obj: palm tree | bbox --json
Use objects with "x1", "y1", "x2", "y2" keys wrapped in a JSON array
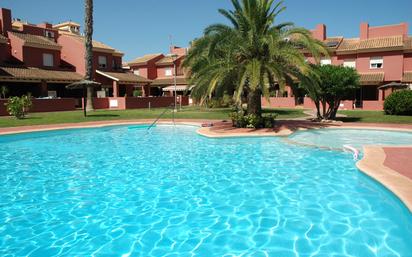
[
  {"x1": 184, "y1": 0, "x2": 328, "y2": 117},
  {"x1": 84, "y1": 0, "x2": 94, "y2": 112}
]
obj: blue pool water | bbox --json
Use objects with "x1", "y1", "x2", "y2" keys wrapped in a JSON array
[
  {"x1": 0, "y1": 125, "x2": 411, "y2": 257},
  {"x1": 289, "y1": 128, "x2": 412, "y2": 150}
]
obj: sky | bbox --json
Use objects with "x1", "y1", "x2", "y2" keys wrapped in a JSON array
[{"x1": 2, "y1": 0, "x2": 412, "y2": 61}]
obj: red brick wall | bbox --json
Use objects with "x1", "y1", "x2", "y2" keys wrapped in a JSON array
[
  {"x1": 362, "y1": 101, "x2": 384, "y2": 110},
  {"x1": 0, "y1": 98, "x2": 76, "y2": 116},
  {"x1": 262, "y1": 97, "x2": 296, "y2": 108},
  {"x1": 23, "y1": 46, "x2": 61, "y2": 68}
]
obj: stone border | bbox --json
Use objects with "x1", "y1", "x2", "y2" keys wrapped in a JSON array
[{"x1": 357, "y1": 146, "x2": 412, "y2": 212}]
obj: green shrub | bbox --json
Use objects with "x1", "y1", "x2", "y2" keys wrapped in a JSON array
[
  {"x1": 230, "y1": 110, "x2": 277, "y2": 128},
  {"x1": 5, "y1": 95, "x2": 32, "y2": 119},
  {"x1": 384, "y1": 90, "x2": 412, "y2": 116},
  {"x1": 207, "y1": 94, "x2": 234, "y2": 108},
  {"x1": 133, "y1": 89, "x2": 142, "y2": 97}
]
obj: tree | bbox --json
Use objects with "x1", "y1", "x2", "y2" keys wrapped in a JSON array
[
  {"x1": 184, "y1": 0, "x2": 328, "y2": 119},
  {"x1": 84, "y1": 0, "x2": 94, "y2": 112},
  {"x1": 302, "y1": 64, "x2": 360, "y2": 120}
]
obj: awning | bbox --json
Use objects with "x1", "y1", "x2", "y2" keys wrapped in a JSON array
[
  {"x1": 359, "y1": 72, "x2": 384, "y2": 85},
  {"x1": 0, "y1": 66, "x2": 83, "y2": 83},
  {"x1": 402, "y1": 72, "x2": 412, "y2": 83},
  {"x1": 151, "y1": 76, "x2": 188, "y2": 86},
  {"x1": 162, "y1": 85, "x2": 188, "y2": 91},
  {"x1": 378, "y1": 82, "x2": 408, "y2": 90},
  {"x1": 96, "y1": 70, "x2": 151, "y2": 84}
]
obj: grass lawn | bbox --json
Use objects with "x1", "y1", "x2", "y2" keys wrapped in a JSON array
[
  {"x1": 0, "y1": 107, "x2": 307, "y2": 128},
  {"x1": 338, "y1": 110, "x2": 412, "y2": 124}
]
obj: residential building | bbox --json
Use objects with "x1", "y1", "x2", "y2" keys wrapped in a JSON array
[
  {"x1": 0, "y1": 7, "x2": 180, "y2": 115},
  {"x1": 266, "y1": 22, "x2": 412, "y2": 110},
  {"x1": 127, "y1": 46, "x2": 190, "y2": 97}
]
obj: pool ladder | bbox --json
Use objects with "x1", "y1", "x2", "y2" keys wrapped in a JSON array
[{"x1": 147, "y1": 104, "x2": 175, "y2": 131}]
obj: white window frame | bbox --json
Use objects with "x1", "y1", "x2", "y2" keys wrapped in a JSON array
[
  {"x1": 320, "y1": 58, "x2": 331, "y2": 66},
  {"x1": 370, "y1": 57, "x2": 383, "y2": 69},
  {"x1": 165, "y1": 68, "x2": 173, "y2": 76},
  {"x1": 343, "y1": 59, "x2": 356, "y2": 68},
  {"x1": 42, "y1": 53, "x2": 54, "y2": 67},
  {"x1": 133, "y1": 69, "x2": 140, "y2": 76},
  {"x1": 98, "y1": 56, "x2": 107, "y2": 69}
]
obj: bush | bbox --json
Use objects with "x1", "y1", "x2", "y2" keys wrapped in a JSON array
[
  {"x1": 133, "y1": 89, "x2": 142, "y2": 97},
  {"x1": 206, "y1": 94, "x2": 234, "y2": 108},
  {"x1": 5, "y1": 95, "x2": 32, "y2": 119},
  {"x1": 230, "y1": 110, "x2": 277, "y2": 128},
  {"x1": 384, "y1": 90, "x2": 412, "y2": 116}
]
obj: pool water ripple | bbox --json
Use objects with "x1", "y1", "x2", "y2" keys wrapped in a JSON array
[{"x1": 0, "y1": 125, "x2": 411, "y2": 256}]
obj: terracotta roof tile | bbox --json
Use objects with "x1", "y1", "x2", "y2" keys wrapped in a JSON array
[
  {"x1": 336, "y1": 38, "x2": 360, "y2": 52},
  {"x1": 9, "y1": 31, "x2": 61, "y2": 50},
  {"x1": 155, "y1": 55, "x2": 184, "y2": 66},
  {"x1": 359, "y1": 72, "x2": 384, "y2": 85},
  {"x1": 151, "y1": 76, "x2": 188, "y2": 86},
  {"x1": 96, "y1": 70, "x2": 151, "y2": 84},
  {"x1": 358, "y1": 36, "x2": 403, "y2": 50},
  {"x1": 402, "y1": 72, "x2": 412, "y2": 83},
  {"x1": 60, "y1": 33, "x2": 118, "y2": 52},
  {"x1": 0, "y1": 66, "x2": 82, "y2": 83},
  {"x1": 128, "y1": 54, "x2": 163, "y2": 65},
  {"x1": 323, "y1": 37, "x2": 343, "y2": 48}
]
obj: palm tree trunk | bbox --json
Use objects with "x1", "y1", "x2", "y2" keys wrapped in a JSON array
[
  {"x1": 247, "y1": 90, "x2": 262, "y2": 116},
  {"x1": 84, "y1": 0, "x2": 94, "y2": 112}
]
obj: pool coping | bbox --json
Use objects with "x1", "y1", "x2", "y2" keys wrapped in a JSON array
[
  {"x1": 1, "y1": 119, "x2": 412, "y2": 212},
  {"x1": 357, "y1": 146, "x2": 412, "y2": 212}
]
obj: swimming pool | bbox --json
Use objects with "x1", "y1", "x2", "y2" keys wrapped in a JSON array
[
  {"x1": 0, "y1": 125, "x2": 411, "y2": 256},
  {"x1": 288, "y1": 128, "x2": 412, "y2": 150}
]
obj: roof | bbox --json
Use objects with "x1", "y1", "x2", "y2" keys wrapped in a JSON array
[
  {"x1": 151, "y1": 76, "x2": 188, "y2": 86},
  {"x1": 358, "y1": 36, "x2": 403, "y2": 51},
  {"x1": 95, "y1": 70, "x2": 151, "y2": 84},
  {"x1": 405, "y1": 37, "x2": 412, "y2": 52},
  {"x1": 0, "y1": 34, "x2": 7, "y2": 44},
  {"x1": 402, "y1": 72, "x2": 412, "y2": 83},
  {"x1": 128, "y1": 54, "x2": 163, "y2": 65},
  {"x1": 336, "y1": 36, "x2": 404, "y2": 53},
  {"x1": 60, "y1": 33, "x2": 122, "y2": 55},
  {"x1": 9, "y1": 31, "x2": 61, "y2": 50},
  {"x1": 336, "y1": 38, "x2": 360, "y2": 52},
  {"x1": 0, "y1": 66, "x2": 82, "y2": 83},
  {"x1": 359, "y1": 72, "x2": 385, "y2": 85},
  {"x1": 53, "y1": 21, "x2": 81, "y2": 28},
  {"x1": 323, "y1": 37, "x2": 343, "y2": 49},
  {"x1": 155, "y1": 55, "x2": 184, "y2": 66}
]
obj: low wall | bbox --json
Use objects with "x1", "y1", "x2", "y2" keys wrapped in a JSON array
[
  {"x1": 0, "y1": 98, "x2": 77, "y2": 116},
  {"x1": 362, "y1": 101, "x2": 384, "y2": 111},
  {"x1": 83, "y1": 96, "x2": 190, "y2": 110},
  {"x1": 262, "y1": 97, "x2": 296, "y2": 108}
]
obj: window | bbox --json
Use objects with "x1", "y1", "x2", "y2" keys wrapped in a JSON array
[
  {"x1": 44, "y1": 30, "x2": 55, "y2": 38},
  {"x1": 165, "y1": 68, "x2": 173, "y2": 76},
  {"x1": 370, "y1": 57, "x2": 383, "y2": 69},
  {"x1": 320, "y1": 58, "x2": 331, "y2": 66},
  {"x1": 133, "y1": 69, "x2": 140, "y2": 76},
  {"x1": 98, "y1": 56, "x2": 107, "y2": 69},
  {"x1": 343, "y1": 59, "x2": 356, "y2": 68},
  {"x1": 43, "y1": 53, "x2": 53, "y2": 67},
  {"x1": 112, "y1": 59, "x2": 117, "y2": 69}
]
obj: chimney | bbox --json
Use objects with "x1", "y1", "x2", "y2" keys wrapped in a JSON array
[
  {"x1": 312, "y1": 24, "x2": 326, "y2": 41},
  {"x1": 400, "y1": 22, "x2": 409, "y2": 39},
  {"x1": 38, "y1": 22, "x2": 53, "y2": 29},
  {"x1": 0, "y1": 8, "x2": 12, "y2": 36},
  {"x1": 360, "y1": 22, "x2": 369, "y2": 40}
]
